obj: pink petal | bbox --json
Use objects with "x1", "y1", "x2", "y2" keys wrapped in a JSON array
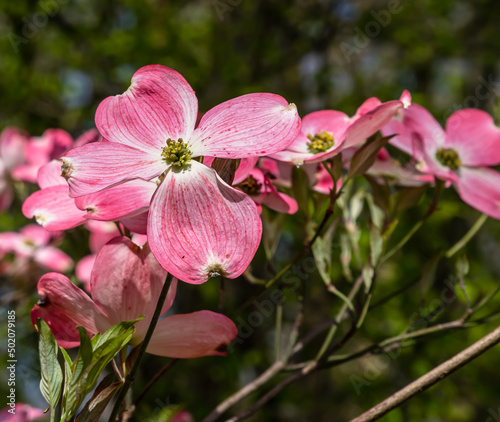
[
  {"x1": 74, "y1": 128, "x2": 101, "y2": 147},
  {"x1": 75, "y1": 179, "x2": 156, "y2": 221},
  {"x1": 0, "y1": 403, "x2": 49, "y2": 422},
  {"x1": 343, "y1": 99, "x2": 408, "y2": 149},
  {"x1": 43, "y1": 128, "x2": 73, "y2": 160},
  {"x1": 34, "y1": 246, "x2": 73, "y2": 272},
  {"x1": 352, "y1": 97, "x2": 383, "y2": 119},
  {"x1": 36, "y1": 272, "x2": 110, "y2": 334},
  {"x1": 445, "y1": 109, "x2": 500, "y2": 166},
  {"x1": 0, "y1": 126, "x2": 28, "y2": 170},
  {"x1": 19, "y1": 224, "x2": 51, "y2": 246},
  {"x1": 233, "y1": 157, "x2": 260, "y2": 184},
  {"x1": 261, "y1": 190, "x2": 298, "y2": 214},
  {"x1": 455, "y1": 167, "x2": 500, "y2": 219},
  {"x1": 0, "y1": 182, "x2": 13, "y2": 212},
  {"x1": 76, "y1": 254, "x2": 96, "y2": 284},
  {"x1": 37, "y1": 160, "x2": 67, "y2": 188},
  {"x1": 85, "y1": 221, "x2": 120, "y2": 253},
  {"x1": 121, "y1": 211, "x2": 149, "y2": 235},
  {"x1": 146, "y1": 310, "x2": 238, "y2": 358},
  {"x1": 31, "y1": 305, "x2": 81, "y2": 348},
  {"x1": 188, "y1": 93, "x2": 301, "y2": 158},
  {"x1": 148, "y1": 161, "x2": 262, "y2": 284},
  {"x1": 96, "y1": 65, "x2": 198, "y2": 153},
  {"x1": 22, "y1": 185, "x2": 87, "y2": 231},
  {"x1": 384, "y1": 104, "x2": 446, "y2": 157},
  {"x1": 11, "y1": 164, "x2": 39, "y2": 183},
  {"x1": 89, "y1": 237, "x2": 174, "y2": 340},
  {"x1": 62, "y1": 142, "x2": 165, "y2": 197}
]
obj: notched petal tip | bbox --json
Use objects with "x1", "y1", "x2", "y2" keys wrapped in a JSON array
[
  {"x1": 284, "y1": 102, "x2": 297, "y2": 112},
  {"x1": 61, "y1": 158, "x2": 73, "y2": 180},
  {"x1": 400, "y1": 90, "x2": 412, "y2": 109}
]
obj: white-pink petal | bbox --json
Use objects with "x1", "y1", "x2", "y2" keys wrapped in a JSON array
[
  {"x1": 148, "y1": 160, "x2": 262, "y2": 284},
  {"x1": 96, "y1": 64, "x2": 198, "y2": 153},
  {"x1": 146, "y1": 310, "x2": 238, "y2": 358},
  {"x1": 189, "y1": 93, "x2": 301, "y2": 158}
]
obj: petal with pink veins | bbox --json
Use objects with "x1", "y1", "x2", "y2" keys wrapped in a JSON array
[
  {"x1": 96, "y1": 65, "x2": 198, "y2": 153},
  {"x1": 36, "y1": 272, "x2": 110, "y2": 334},
  {"x1": 89, "y1": 237, "x2": 174, "y2": 340},
  {"x1": 188, "y1": 93, "x2": 301, "y2": 158},
  {"x1": 445, "y1": 109, "x2": 500, "y2": 167},
  {"x1": 146, "y1": 310, "x2": 238, "y2": 358},
  {"x1": 455, "y1": 167, "x2": 500, "y2": 219},
  {"x1": 148, "y1": 160, "x2": 261, "y2": 284},
  {"x1": 23, "y1": 185, "x2": 87, "y2": 231},
  {"x1": 75, "y1": 179, "x2": 156, "y2": 221},
  {"x1": 62, "y1": 142, "x2": 165, "y2": 197}
]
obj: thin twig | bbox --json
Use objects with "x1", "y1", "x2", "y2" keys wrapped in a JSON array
[
  {"x1": 132, "y1": 359, "x2": 178, "y2": 407},
  {"x1": 349, "y1": 324, "x2": 500, "y2": 422},
  {"x1": 445, "y1": 213, "x2": 488, "y2": 258},
  {"x1": 108, "y1": 273, "x2": 174, "y2": 422}
]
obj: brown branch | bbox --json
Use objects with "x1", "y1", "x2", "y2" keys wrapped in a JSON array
[{"x1": 349, "y1": 324, "x2": 500, "y2": 422}]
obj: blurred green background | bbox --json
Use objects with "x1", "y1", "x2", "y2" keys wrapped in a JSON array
[{"x1": 1, "y1": 0, "x2": 500, "y2": 421}]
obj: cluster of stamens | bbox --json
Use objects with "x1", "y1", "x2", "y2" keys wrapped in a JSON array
[
  {"x1": 436, "y1": 148, "x2": 461, "y2": 170},
  {"x1": 236, "y1": 175, "x2": 262, "y2": 196},
  {"x1": 306, "y1": 131, "x2": 335, "y2": 153},
  {"x1": 161, "y1": 138, "x2": 192, "y2": 167}
]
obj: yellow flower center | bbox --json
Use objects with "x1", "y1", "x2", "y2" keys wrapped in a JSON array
[{"x1": 306, "y1": 131, "x2": 335, "y2": 153}]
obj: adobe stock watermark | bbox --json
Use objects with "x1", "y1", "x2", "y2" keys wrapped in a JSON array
[
  {"x1": 443, "y1": 74, "x2": 500, "y2": 120},
  {"x1": 486, "y1": 407, "x2": 500, "y2": 422},
  {"x1": 350, "y1": 277, "x2": 457, "y2": 395},
  {"x1": 339, "y1": 0, "x2": 413, "y2": 64},
  {"x1": 228, "y1": 257, "x2": 316, "y2": 352},
  {"x1": 212, "y1": 0, "x2": 243, "y2": 22},
  {"x1": 7, "y1": 0, "x2": 69, "y2": 53}
]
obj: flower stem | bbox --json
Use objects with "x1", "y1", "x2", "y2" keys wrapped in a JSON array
[
  {"x1": 108, "y1": 273, "x2": 174, "y2": 422},
  {"x1": 445, "y1": 213, "x2": 488, "y2": 258}
]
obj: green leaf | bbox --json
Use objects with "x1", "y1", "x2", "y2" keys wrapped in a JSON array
[
  {"x1": 75, "y1": 374, "x2": 122, "y2": 422},
  {"x1": 36, "y1": 319, "x2": 63, "y2": 421},
  {"x1": 394, "y1": 185, "x2": 428, "y2": 213},
  {"x1": 347, "y1": 135, "x2": 393, "y2": 179},
  {"x1": 261, "y1": 208, "x2": 287, "y2": 260},
  {"x1": 292, "y1": 166, "x2": 310, "y2": 219},
  {"x1": 419, "y1": 251, "x2": 442, "y2": 295},
  {"x1": 312, "y1": 221, "x2": 337, "y2": 285},
  {"x1": 365, "y1": 175, "x2": 391, "y2": 218},
  {"x1": 340, "y1": 233, "x2": 353, "y2": 282},
  {"x1": 362, "y1": 264, "x2": 374, "y2": 291}
]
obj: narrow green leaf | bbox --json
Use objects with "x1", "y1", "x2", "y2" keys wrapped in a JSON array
[
  {"x1": 419, "y1": 251, "x2": 442, "y2": 295},
  {"x1": 261, "y1": 208, "x2": 287, "y2": 260},
  {"x1": 36, "y1": 319, "x2": 63, "y2": 420},
  {"x1": 362, "y1": 265, "x2": 374, "y2": 291},
  {"x1": 312, "y1": 222, "x2": 337, "y2": 285},
  {"x1": 292, "y1": 166, "x2": 310, "y2": 219},
  {"x1": 394, "y1": 185, "x2": 428, "y2": 213},
  {"x1": 347, "y1": 135, "x2": 393, "y2": 179},
  {"x1": 75, "y1": 375, "x2": 122, "y2": 422}
]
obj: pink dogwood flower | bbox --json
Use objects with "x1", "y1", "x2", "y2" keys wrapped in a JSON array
[
  {"x1": 32, "y1": 236, "x2": 238, "y2": 358},
  {"x1": 61, "y1": 65, "x2": 301, "y2": 284},
  {"x1": 382, "y1": 105, "x2": 500, "y2": 218},
  {"x1": 0, "y1": 403, "x2": 47, "y2": 422},
  {"x1": 271, "y1": 91, "x2": 411, "y2": 164},
  {"x1": 0, "y1": 224, "x2": 72, "y2": 274},
  {"x1": 0, "y1": 127, "x2": 29, "y2": 211}
]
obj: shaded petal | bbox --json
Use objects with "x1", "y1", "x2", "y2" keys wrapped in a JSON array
[
  {"x1": 74, "y1": 128, "x2": 101, "y2": 147},
  {"x1": 31, "y1": 305, "x2": 81, "y2": 348},
  {"x1": 86, "y1": 221, "x2": 120, "y2": 253},
  {"x1": 89, "y1": 237, "x2": 173, "y2": 339},
  {"x1": 62, "y1": 142, "x2": 165, "y2": 197},
  {"x1": 146, "y1": 310, "x2": 238, "y2": 358},
  {"x1": 36, "y1": 272, "x2": 110, "y2": 334},
  {"x1": 96, "y1": 65, "x2": 197, "y2": 153},
  {"x1": 34, "y1": 246, "x2": 73, "y2": 272},
  {"x1": 37, "y1": 160, "x2": 67, "y2": 188},
  {"x1": 343, "y1": 99, "x2": 408, "y2": 149},
  {"x1": 75, "y1": 179, "x2": 156, "y2": 221},
  {"x1": 148, "y1": 161, "x2": 262, "y2": 284},
  {"x1": 445, "y1": 109, "x2": 500, "y2": 166},
  {"x1": 189, "y1": 94, "x2": 301, "y2": 158},
  {"x1": 20, "y1": 224, "x2": 51, "y2": 246},
  {"x1": 11, "y1": 164, "x2": 39, "y2": 183},
  {"x1": 455, "y1": 167, "x2": 500, "y2": 219},
  {"x1": 261, "y1": 191, "x2": 298, "y2": 214},
  {"x1": 23, "y1": 185, "x2": 87, "y2": 231},
  {"x1": 121, "y1": 211, "x2": 148, "y2": 235}
]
